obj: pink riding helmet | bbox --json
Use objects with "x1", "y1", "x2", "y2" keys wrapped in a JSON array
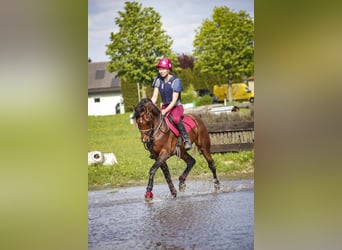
[{"x1": 156, "y1": 58, "x2": 172, "y2": 70}]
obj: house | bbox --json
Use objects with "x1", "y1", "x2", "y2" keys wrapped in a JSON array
[{"x1": 88, "y1": 62, "x2": 124, "y2": 116}]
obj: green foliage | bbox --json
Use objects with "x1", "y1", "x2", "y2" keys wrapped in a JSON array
[
  {"x1": 105, "y1": 3, "x2": 254, "y2": 109},
  {"x1": 120, "y1": 77, "x2": 139, "y2": 112},
  {"x1": 120, "y1": 76, "x2": 157, "y2": 113},
  {"x1": 197, "y1": 95, "x2": 213, "y2": 106},
  {"x1": 180, "y1": 83, "x2": 196, "y2": 104},
  {"x1": 177, "y1": 68, "x2": 193, "y2": 90},
  {"x1": 181, "y1": 93, "x2": 196, "y2": 105},
  {"x1": 88, "y1": 113, "x2": 254, "y2": 189},
  {"x1": 106, "y1": 2, "x2": 183, "y2": 107},
  {"x1": 193, "y1": 7, "x2": 254, "y2": 83},
  {"x1": 106, "y1": 2, "x2": 174, "y2": 84},
  {"x1": 193, "y1": 66, "x2": 226, "y2": 90}
]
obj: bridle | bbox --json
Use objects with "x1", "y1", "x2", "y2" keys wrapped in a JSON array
[{"x1": 138, "y1": 111, "x2": 168, "y2": 151}]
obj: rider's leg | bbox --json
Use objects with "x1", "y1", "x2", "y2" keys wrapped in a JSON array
[
  {"x1": 176, "y1": 120, "x2": 192, "y2": 150},
  {"x1": 169, "y1": 105, "x2": 192, "y2": 150}
]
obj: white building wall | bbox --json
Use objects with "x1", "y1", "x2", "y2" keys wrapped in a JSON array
[{"x1": 88, "y1": 92, "x2": 123, "y2": 116}]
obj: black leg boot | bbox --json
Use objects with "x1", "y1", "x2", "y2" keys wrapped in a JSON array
[{"x1": 176, "y1": 120, "x2": 192, "y2": 150}]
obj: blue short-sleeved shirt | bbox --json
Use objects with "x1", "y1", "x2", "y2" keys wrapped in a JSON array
[{"x1": 152, "y1": 75, "x2": 183, "y2": 105}]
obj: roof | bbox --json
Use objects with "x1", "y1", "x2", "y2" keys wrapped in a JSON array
[{"x1": 88, "y1": 62, "x2": 121, "y2": 93}]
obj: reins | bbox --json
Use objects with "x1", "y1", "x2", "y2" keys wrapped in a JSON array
[
  {"x1": 139, "y1": 111, "x2": 169, "y2": 151},
  {"x1": 136, "y1": 103, "x2": 184, "y2": 161}
]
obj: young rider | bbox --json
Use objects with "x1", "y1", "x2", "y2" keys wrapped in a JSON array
[{"x1": 151, "y1": 57, "x2": 192, "y2": 150}]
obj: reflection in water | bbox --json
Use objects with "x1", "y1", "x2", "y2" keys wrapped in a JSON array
[{"x1": 89, "y1": 179, "x2": 254, "y2": 250}]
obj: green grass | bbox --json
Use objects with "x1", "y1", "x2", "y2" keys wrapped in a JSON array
[{"x1": 88, "y1": 113, "x2": 254, "y2": 190}]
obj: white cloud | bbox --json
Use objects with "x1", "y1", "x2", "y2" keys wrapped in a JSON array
[{"x1": 88, "y1": 0, "x2": 253, "y2": 62}]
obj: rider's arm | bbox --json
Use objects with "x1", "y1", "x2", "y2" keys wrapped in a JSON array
[{"x1": 151, "y1": 87, "x2": 159, "y2": 105}]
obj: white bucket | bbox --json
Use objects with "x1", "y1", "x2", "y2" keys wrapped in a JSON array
[{"x1": 88, "y1": 151, "x2": 118, "y2": 165}]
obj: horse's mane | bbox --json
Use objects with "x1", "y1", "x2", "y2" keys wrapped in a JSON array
[{"x1": 133, "y1": 98, "x2": 160, "y2": 119}]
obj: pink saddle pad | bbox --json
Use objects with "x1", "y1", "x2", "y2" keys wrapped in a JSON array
[{"x1": 165, "y1": 115, "x2": 197, "y2": 137}]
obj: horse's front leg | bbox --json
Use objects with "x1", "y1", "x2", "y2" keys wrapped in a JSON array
[
  {"x1": 160, "y1": 162, "x2": 177, "y2": 198},
  {"x1": 145, "y1": 152, "x2": 168, "y2": 200}
]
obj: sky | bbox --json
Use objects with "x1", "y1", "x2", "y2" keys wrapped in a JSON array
[{"x1": 88, "y1": 0, "x2": 254, "y2": 62}]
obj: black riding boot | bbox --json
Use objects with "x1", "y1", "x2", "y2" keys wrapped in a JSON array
[{"x1": 176, "y1": 120, "x2": 192, "y2": 150}]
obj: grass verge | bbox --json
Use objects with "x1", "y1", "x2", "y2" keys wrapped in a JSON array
[{"x1": 88, "y1": 113, "x2": 254, "y2": 190}]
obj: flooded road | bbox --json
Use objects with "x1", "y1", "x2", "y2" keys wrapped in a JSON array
[{"x1": 88, "y1": 179, "x2": 254, "y2": 250}]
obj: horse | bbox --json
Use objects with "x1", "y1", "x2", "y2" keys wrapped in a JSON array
[{"x1": 133, "y1": 98, "x2": 220, "y2": 200}]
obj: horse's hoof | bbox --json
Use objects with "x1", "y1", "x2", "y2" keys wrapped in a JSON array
[
  {"x1": 170, "y1": 187, "x2": 177, "y2": 197},
  {"x1": 214, "y1": 180, "x2": 220, "y2": 191},
  {"x1": 145, "y1": 191, "x2": 153, "y2": 201},
  {"x1": 179, "y1": 183, "x2": 186, "y2": 192}
]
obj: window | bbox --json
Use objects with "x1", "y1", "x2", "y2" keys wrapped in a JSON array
[
  {"x1": 111, "y1": 77, "x2": 120, "y2": 87},
  {"x1": 94, "y1": 98, "x2": 100, "y2": 103},
  {"x1": 95, "y1": 70, "x2": 105, "y2": 79}
]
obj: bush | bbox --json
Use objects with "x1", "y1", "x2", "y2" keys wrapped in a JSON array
[
  {"x1": 120, "y1": 78, "x2": 139, "y2": 113},
  {"x1": 181, "y1": 93, "x2": 196, "y2": 104},
  {"x1": 196, "y1": 95, "x2": 213, "y2": 106}
]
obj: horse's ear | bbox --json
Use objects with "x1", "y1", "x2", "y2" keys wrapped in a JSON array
[{"x1": 132, "y1": 104, "x2": 143, "y2": 113}]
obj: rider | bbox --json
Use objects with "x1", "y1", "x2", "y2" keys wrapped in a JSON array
[{"x1": 151, "y1": 57, "x2": 192, "y2": 150}]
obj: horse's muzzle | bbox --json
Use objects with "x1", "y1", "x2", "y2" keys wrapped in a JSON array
[{"x1": 141, "y1": 136, "x2": 150, "y2": 143}]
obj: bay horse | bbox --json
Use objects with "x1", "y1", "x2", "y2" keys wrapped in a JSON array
[{"x1": 133, "y1": 98, "x2": 220, "y2": 200}]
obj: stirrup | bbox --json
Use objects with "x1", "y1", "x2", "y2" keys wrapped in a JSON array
[{"x1": 184, "y1": 140, "x2": 192, "y2": 150}]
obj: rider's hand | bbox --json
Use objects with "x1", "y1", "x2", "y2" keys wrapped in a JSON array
[{"x1": 161, "y1": 109, "x2": 168, "y2": 116}]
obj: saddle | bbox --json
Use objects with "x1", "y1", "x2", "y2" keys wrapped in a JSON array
[{"x1": 165, "y1": 114, "x2": 197, "y2": 137}]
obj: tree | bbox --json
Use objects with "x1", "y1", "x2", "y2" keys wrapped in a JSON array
[
  {"x1": 177, "y1": 53, "x2": 194, "y2": 71},
  {"x1": 193, "y1": 67, "x2": 222, "y2": 90},
  {"x1": 106, "y1": 1, "x2": 177, "y2": 90},
  {"x1": 193, "y1": 6, "x2": 254, "y2": 101},
  {"x1": 177, "y1": 54, "x2": 195, "y2": 91},
  {"x1": 177, "y1": 68, "x2": 193, "y2": 91}
]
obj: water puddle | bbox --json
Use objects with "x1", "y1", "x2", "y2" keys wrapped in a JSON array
[{"x1": 89, "y1": 179, "x2": 254, "y2": 249}]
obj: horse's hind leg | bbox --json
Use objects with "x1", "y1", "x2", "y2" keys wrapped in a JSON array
[
  {"x1": 200, "y1": 148, "x2": 220, "y2": 189},
  {"x1": 179, "y1": 151, "x2": 196, "y2": 192},
  {"x1": 160, "y1": 162, "x2": 177, "y2": 197}
]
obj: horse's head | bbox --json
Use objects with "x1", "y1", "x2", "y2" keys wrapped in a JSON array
[{"x1": 133, "y1": 98, "x2": 160, "y2": 143}]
